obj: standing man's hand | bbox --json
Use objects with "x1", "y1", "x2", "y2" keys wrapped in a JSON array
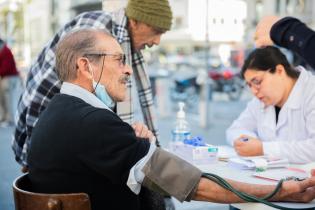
[
  {"x1": 132, "y1": 122, "x2": 156, "y2": 143},
  {"x1": 234, "y1": 135, "x2": 263, "y2": 156},
  {"x1": 254, "y1": 16, "x2": 280, "y2": 47}
]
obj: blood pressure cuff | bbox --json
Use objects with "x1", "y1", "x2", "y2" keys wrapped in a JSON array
[{"x1": 141, "y1": 148, "x2": 202, "y2": 202}]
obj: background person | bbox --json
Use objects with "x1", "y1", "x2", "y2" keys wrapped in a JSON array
[
  {"x1": 226, "y1": 46, "x2": 315, "y2": 163},
  {"x1": 0, "y1": 38, "x2": 21, "y2": 127}
]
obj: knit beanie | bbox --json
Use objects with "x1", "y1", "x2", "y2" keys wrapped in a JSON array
[{"x1": 125, "y1": 0, "x2": 173, "y2": 31}]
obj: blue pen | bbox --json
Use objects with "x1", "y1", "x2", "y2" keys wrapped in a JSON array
[{"x1": 240, "y1": 137, "x2": 248, "y2": 142}]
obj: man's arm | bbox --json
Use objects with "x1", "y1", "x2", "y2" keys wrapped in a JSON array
[
  {"x1": 255, "y1": 16, "x2": 315, "y2": 69},
  {"x1": 141, "y1": 148, "x2": 315, "y2": 203},
  {"x1": 194, "y1": 177, "x2": 315, "y2": 203},
  {"x1": 270, "y1": 17, "x2": 315, "y2": 69},
  {"x1": 226, "y1": 98, "x2": 259, "y2": 146}
]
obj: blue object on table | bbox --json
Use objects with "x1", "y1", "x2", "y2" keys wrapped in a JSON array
[{"x1": 184, "y1": 136, "x2": 206, "y2": 146}]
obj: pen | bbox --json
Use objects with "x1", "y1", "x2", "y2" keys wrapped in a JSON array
[{"x1": 240, "y1": 137, "x2": 248, "y2": 142}]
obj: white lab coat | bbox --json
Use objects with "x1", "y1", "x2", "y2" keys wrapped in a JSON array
[{"x1": 226, "y1": 67, "x2": 315, "y2": 163}]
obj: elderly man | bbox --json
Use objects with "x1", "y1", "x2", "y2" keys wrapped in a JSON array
[
  {"x1": 13, "y1": 0, "x2": 172, "y2": 167},
  {"x1": 28, "y1": 28, "x2": 315, "y2": 210}
]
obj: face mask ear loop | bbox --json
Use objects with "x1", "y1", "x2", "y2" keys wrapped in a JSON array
[
  {"x1": 87, "y1": 56, "x2": 105, "y2": 93},
  {"x1": 87, "y1": 60, "x2": 97, "y2": 94},
  {"x1": 94, "y1": 55, "x2": 106, "y2": 90}
]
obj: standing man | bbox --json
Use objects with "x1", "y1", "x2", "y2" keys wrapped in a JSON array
[
  {"x1": 254, "y1": 16, "x2": 315, "y2": 69},
  {"x1": 0, "y1": 38, "x2": 20, "y2": 126},
  {"x1": 13, "y1": 0, "x2": 172, "y2": 167}
]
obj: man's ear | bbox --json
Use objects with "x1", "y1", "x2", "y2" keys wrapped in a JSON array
[
  {"x1": 77, "y1": 57, "x2": 92, "y2": 79},
  {"x1": 129, "y1": 18, "x2": 139, "y2": 29}
]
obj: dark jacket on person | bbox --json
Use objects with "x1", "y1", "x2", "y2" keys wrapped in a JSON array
[
  {"x1": 270, "y1": 17, "x2": 315, "y2": 69},
  {"x1": 27, "y1": 94, "x2": 151, "y2": 210}
]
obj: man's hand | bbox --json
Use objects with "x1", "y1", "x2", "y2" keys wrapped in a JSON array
[
  {"x1": 275, "y1": 178, "x2": 315, "y2": 202},
  {"x1": 234, "y1": 135, "x2": 263, "y2": 156},
  {"x1": 254, "y1": 16, "x2": 280, "y2": 47},
  {"x1": 132, "y1": 122, "x2": 156, "y2": 143}
]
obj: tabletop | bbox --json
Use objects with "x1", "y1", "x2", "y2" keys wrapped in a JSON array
[{"x1": 193, "y1": 146, "x2": 315, "y2": 210}]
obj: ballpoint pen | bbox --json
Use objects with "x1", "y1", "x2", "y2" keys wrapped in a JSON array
[{"x1": 240, "y1": 137, "x2": 248, "y2": 142}]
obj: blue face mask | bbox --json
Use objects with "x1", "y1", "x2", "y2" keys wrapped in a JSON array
[
  {"x1": 93, "y1": 81, "x2": 115, "y2": 109},
  {"x1": 88, "y1": 61, "x2": 115, "y2": 109}
]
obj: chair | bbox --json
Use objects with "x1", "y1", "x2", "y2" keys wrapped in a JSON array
[{"x1": 12, "y1": 173, "x2": 91, "y2": 210}]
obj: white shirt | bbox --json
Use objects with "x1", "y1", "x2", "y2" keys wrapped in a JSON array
[
  {"x1": 226, "y1": 67, "x2": 315, "y2": 163},
  {"x1": 60, "y1": 82, "x2": 156, "y2": 194}
]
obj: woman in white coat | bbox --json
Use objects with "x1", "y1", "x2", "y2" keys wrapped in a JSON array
[{"x1": 226, "y1": 46, "x2": 315, "y2": 163}]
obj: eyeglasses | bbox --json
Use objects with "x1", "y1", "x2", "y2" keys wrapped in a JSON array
[
  {"x1": 84, "y1": 53, "x2": 127, "y2": 66},
  {"x1": 246, "y1": 68, "x2": 273, "y2": 90}
]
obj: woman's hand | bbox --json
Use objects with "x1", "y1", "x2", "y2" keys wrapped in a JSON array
[{"x1": 234, "y1": 135, "x2": 263, "y2": 156}]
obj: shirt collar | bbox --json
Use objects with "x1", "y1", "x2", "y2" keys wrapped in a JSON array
[{"x1": 60, "y1": 82, "x2": 112, "y2": 112}]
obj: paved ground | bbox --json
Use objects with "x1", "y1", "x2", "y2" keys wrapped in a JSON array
[
  {"x1": 0, "y1": 90, "x2": 250, "y2": 210},
  {"x1": 0, "y1": 126, "x2": 21, "y2": 210}
]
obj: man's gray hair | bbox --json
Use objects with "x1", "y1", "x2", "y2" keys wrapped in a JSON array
[{"x1": 55, "y1": 28, "x2": 108, "y2": 82}]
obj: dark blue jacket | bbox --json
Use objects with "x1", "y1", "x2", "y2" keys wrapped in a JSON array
[{"x1": 271, "y1": 17, "x2": 315, "y2": 69}]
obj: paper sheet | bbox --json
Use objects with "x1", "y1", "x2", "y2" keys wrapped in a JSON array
[{"x1": 253, "y1": 168, "x2": 309, "y2": 181}]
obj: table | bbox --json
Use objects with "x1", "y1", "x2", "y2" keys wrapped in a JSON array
[{"x1": 193, "y1": 146, "x2": 315, "y2": 210}]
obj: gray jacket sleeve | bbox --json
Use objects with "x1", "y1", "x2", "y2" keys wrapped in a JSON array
[{"x1": 142, "y1": 148, "x2": 202, "y2": 202}]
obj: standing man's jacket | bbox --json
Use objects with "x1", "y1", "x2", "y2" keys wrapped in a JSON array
[{"x1": 270, "y1": 17, "x2": 315, "y2": 69}]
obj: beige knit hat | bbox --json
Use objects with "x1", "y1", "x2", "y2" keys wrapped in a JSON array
[{"x1": 125, "y1": 0, "x2": 173, "y2": 31}]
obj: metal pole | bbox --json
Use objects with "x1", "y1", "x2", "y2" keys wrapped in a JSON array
[{"x1": 199, "y1": 0, "x2": 211, "y2": 128}]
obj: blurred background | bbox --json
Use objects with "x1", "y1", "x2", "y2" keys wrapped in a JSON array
[
  {"x1": 0, "y1": 0, "x2": 315, "y2": 209},
  {"x1": 1, "y1": 0, "x2": 314, "y2": 81}
]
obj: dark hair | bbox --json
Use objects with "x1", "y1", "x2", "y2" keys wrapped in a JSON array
[{"x1": 241, "y1": 46, "x2": 299, "y2": 79}]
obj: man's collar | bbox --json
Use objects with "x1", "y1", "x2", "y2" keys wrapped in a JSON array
[{"x1": 60, "y1": 82, "x2": 113, "y2": 112}]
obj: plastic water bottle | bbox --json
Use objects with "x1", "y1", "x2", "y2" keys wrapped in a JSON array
[{"x1": 172, "y1": 102, "x2": 191, "y2": 142}]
